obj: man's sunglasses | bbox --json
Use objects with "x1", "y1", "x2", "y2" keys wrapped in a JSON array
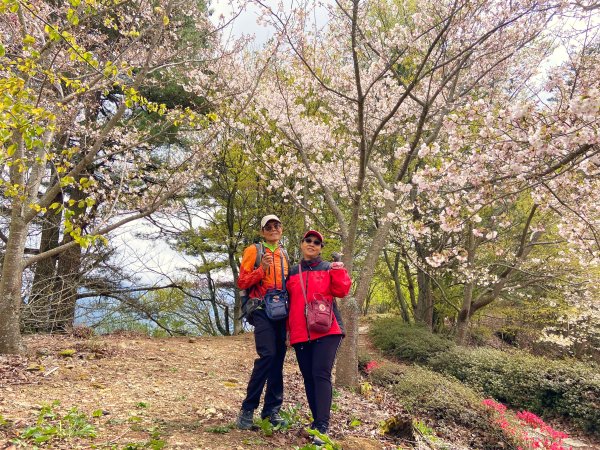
[
  {"x1": 303, "y1": 237, "x2": 322, "y2": 246},
  {"x1": 263, "y1": 223, "x2": 282, "y2": 231}
]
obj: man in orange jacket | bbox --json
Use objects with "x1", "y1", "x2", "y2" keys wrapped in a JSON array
[{"x1": 236, "y1": 214, "x2": 289, "y2": 430}]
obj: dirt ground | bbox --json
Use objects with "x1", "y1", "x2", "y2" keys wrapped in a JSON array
[{"x1": 0, "y1": 333, "x2": 409, "y2": 450}]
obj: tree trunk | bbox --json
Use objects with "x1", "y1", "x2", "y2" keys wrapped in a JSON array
[
  {"x1": 415, "y1": 269, "x2": 434, "y2": 329},
  {"x1": 208, "y1": 275, "x2": 230, "y2": 336},
  {"x1": 335, "y1": 216, "x2": 394, "y2": 388},
  {"x1": 51, "y1": 236, "x2": 81, "y2": 332},
  {"x1": 50, "y1": 187, "x2": 86, "y2": 332},
  {"x1": 229, "y1": 250, "x2": 241, "y2": 334},
  {"x1": 455, "y1": 294, "x2": 472, "y2": 344},
  {"x1": 456, "y1": 223, "x2": 475, "y2": 344},
  {"x1": 226, "y1": 195, "x2": 241, "y2": 334},
  {"x1": 383, "y1": 249, "x2": 410, "y2": 322},
  {"x1": 23, "y1": 189, "x2": 63, "y2": 333},
  {"x1": 0, "y1": 216, "x2": 29, "y2": 353},
  {"x1": 335, "y1": 296, "x2": 359, "y2": 388},
  {"x1": 402, "y1": 252, "x2": 417, "y2": 314}
]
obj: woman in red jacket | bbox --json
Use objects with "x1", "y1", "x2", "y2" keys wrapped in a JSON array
[{"x1": 286, "y1": 230, "x2": 352, "y2": 445}]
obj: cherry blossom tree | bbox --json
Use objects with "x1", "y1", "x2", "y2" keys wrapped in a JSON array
[
  {"x1": 241, "y1": 0, "x2": 599, "y2": 386},
  {"x1": 415, "y1": 25, "x2": 600, "y2": 343}
]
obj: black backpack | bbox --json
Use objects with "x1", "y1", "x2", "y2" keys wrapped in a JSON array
[{"x1": 239, "y1": 243, "x2": 290, "y2": 321}]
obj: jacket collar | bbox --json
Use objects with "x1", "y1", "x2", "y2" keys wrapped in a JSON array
[{"x1": 301, "y1": 256, "x2": 322, "y2": 269}]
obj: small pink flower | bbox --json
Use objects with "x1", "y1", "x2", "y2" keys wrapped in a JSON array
[
  {"x1": 364, "y1": 360, "x2": 379, "y2": 373},
  {"x1": 482, "y1": 398, "x2": 508, "y2": 413}
]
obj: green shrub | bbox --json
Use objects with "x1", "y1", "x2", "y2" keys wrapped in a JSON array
[
  {"x1": 372, "y1": 364, "x2": 481, "y2": 424},
  {"x1": 428, "y1": 347, "x2": 600, "y2": 433},
  {"x1": 370, "y1": 317, "x2": 600, "y2": 434},
  {"x1": 369, "y1": 318, "x2": 454, "y2": 363},
  {"x1": 369, "y1": 362, "x2": 517, "y2": 449}
]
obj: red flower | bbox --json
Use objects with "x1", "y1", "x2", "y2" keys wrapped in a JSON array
[
  {"x1": 482, "y1": 398, "x2": 507, "y2": 413},
  {"x1": 364, "y1": 360, "x2": 379, "y2": 373}
]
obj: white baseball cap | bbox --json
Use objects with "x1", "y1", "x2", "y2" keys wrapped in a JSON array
[{"x1": 261, "y1": 214, "x2": 282, "y2": 229}]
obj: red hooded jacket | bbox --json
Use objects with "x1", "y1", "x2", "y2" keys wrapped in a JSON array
[{"x1": 286, "y1": 258, "x2": 352, "y2": 345}]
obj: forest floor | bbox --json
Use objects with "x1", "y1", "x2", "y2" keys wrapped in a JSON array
[{"x1": 0, "y1": 330, "x2": 597, "y2": 450}]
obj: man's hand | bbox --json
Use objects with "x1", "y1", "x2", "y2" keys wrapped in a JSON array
[
  {"x1": 261, "y1": 253, "x2": 273, "y2": 271},
  {"x1": 331, "y1": 261, "x2": 344, "y2": 269}
]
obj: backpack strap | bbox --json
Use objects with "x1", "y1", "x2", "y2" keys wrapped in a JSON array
[
  {"x1": 280, "y1": 247, "x2": 286, "y2": 291},
  {"x1": 279, "y1": 246, "x2": 290, "y2": 268},
  {"x1": 278, "y1": 245, "x2": 290, "y2": 291},
  {"x1": 253, "y1": 242, "x2": 264, "y2": 269},
  {"x1": 248, "y1": 243, "x2": 264, "y2": 298}
]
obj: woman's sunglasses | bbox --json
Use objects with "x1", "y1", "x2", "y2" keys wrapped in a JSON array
[{"x1": 303, "y1": 237, "x2": 322, "y2": 246}]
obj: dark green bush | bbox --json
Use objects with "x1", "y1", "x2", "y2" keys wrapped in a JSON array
[
  {"x1": 370, "y1": 317, "x2": 600, "y2": 434},
  {"x1": 368, "y1": 318, "x2": 455, "y2": 363},
  {"x1": 428, "y1": 347, "x2": 600, "y2": 433},
  {"x1": 369, "y1": 362, "x2": 517, "y2": 449},
  {"x1": 371, "y1": 363, "x2": 482, "y2": 424}
]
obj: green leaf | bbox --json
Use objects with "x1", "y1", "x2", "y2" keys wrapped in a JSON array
[
  {"x1": 0, "y1": 43, "x2": 6, "y2": 57},
  {"x1": 349, "y1": 418, "x2": 361, "y2": 427}
]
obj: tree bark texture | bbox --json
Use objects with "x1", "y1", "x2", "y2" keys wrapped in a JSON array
[
  {"x1": 0, "y1": 216, "x2": 29, "y2": 353},
  {"x1": 23, "y1": 189, "x2": 63, "y2": 332},
  {"x1": 456, "y1": 223, "x2": 475, "y2": 344},
  {"x1": 335, "y1": 297, "x2": 359, "y2": 389},
  {"x1": 335, "y1": 216, "x2": 394, "y2": 388},
  {"x1": 415, "y1": 269, "x2": 434, "y2": 329},
  {"x1": 383, "y1": 249, "x2": 411, "y2": 322}
]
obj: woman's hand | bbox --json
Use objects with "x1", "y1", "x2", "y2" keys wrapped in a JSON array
[{"x1": 330, "y1": 261, "x2": 344, "y2": 269}]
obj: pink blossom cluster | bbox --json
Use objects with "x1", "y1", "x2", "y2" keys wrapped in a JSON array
[
  {"x1": 482, "y1": 398, "x2": 507, "y2": 413},
  {"x1": 516, "y1": 411, "x2": 569, "y2": 442},
  {"x1": 482, "y1": 399, "x2": 572, "y2": 450}
]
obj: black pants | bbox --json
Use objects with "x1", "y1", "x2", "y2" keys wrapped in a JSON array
[
  {"x1": 293, "y1": 334, "x2": 343, "y2": 433},
  {"x1": 241, "y1": 310, "x2": 287, "y2": 417}
]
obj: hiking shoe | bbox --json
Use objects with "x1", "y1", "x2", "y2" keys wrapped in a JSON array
[
  {"x1": 312, "y1": 434, "x2": 326, "y2": 446},
  {"x1": 236, "y1": 409, "x2": 254, "y2": 430},
  {"x1": 261, "y1": 411, "x2": 287, "y2": 427}
]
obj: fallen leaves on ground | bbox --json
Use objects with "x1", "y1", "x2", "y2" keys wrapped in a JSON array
[{"x1": 0, "y1": 333, "x2": 409, "y2": 449}]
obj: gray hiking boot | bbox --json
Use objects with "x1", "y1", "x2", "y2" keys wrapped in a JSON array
[
  {"x1": 236, "y1": 409, "x2": 254, "y2": 430},
  {"x1": 263, "y1": 411, "x2": 287, "y2": 427},
  {"x1": 311, "y1": 426, "x2": 327, "y2": 446},
  {"x1": 312, "y1": 434, "x2": 326, "y2": 446}
]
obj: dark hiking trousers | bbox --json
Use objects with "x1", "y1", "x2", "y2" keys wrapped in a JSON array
[
  {"x1": 241, "y1": 309, "x2": 287, "y2": 417},
  {"x1": 293, "y1": 334, "x2": 343, "y2": 433}
]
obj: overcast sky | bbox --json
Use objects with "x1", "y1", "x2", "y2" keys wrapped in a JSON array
[{"x1": 209, "y1": 0, "x2": 277, "y2": 45}]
